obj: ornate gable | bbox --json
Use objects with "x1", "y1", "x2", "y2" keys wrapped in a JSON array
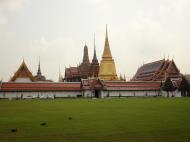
[
  {"x1": 81, "y1": 79, "x2": 104, "y2": 90},
  {"x1": 10, "y1": 61, "x2": 35, "y2": 82},
  {"x1": 167, "y1": 60, "x2": 180, "y2": 74}
]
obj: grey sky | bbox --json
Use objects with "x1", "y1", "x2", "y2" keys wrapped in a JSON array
[{"x1": 0, "y1": 0, "x2": 190, "y2": 81}]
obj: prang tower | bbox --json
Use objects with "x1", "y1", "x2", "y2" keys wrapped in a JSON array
[{"x1": 98, "y1": 26, "x2": 117, "y2": 80}]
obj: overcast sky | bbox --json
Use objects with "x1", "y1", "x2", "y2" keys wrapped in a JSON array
[{"x1": 0, "y1": 0, "x2": 190, "y2": 81}]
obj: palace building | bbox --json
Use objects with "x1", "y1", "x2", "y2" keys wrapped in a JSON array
[{"x1": 0, "y1": 26, "x2": 186, "y2": 99}]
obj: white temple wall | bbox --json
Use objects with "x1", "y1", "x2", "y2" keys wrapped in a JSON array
[
  {"x1": 134, "y1": 91, "x2": 160, "y2": 97},
  {"x1": 120, "y1": 91, "x2": 134, "y2": 97},
  {"x1": 0, "y1": 92, "x2": 18, "y2": 99},
  {"x1": 161, "y1": 90, "x2": 181, "y2": 97},
  {"x1": 83, "y1": 90, "x2": 93, "y2": 98},
  {"x1": 100, "y1": 91, "x2": 107, "y2": 98},
  {"x1": 0, "y1": 90, "x2": 183, "y2": 99},
  {"x1": 102, "y1": 90, "x2": 161, "y2": 98},
  {"x1": 14, "y1": 78, "x2": 32, "y2": 83},
  {"x1": 174, "y1": 91, "x2": 181, "y2": 97},
  {"x1": 0, "y1": 91, "x2": 82, "y2": 99},
  {"x1": 55, "y1": 91, "x2": 81, "y2": 98}
]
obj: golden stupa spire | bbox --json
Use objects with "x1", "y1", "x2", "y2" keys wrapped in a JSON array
[
  {"x1": 102, "y1": 25, "x2": 112, "y2": 59},
  {"x1": 98, "y1": 25, "x2": 118, "y2": 80}
]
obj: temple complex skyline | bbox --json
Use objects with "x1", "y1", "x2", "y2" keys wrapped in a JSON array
[{"x1": 4, "y1": 26, "x2": 182, "y2": 83}]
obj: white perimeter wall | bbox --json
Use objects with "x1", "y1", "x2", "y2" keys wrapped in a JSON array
[
  {"x1": 101, "y1": 90, "x2": 161, "y2": 98},
  {"x1": 161, "y1": 90, "x2": 181, "y2": 97},
  {"x1": 83, "y1": 90, "x2": 93, "y2": 98},
  {"x1": 0, "y1": 90, "x2": 182, "y2": 99},
  {"x1": 0, "y1": 91, "x2": 82, "y2": 99}
]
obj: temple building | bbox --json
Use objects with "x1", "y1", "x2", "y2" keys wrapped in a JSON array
[
  {"x1": 64, "y1": 67, "x2": 81, "y2": 82},
  {"x1": 79, "y1": 44, "x2": 91, "y2": 79},
  {"x1": 10, "y1": 60, "x2": 51, "y2": 83},
  {"x1": 10, "y1": 60, "x2": 35, "y2": 82},
  {"x1": 132, "y1": 59, "x2": 182, "y2": 81},
  {"x1": 64, "y1": 27, "x2": 118, "y2": 82},
  {"x1": 64, "y1": 41, "x2": 99, "y2": 82},
  {"x1": 98, "y1": 26, "x2": 118, "y2": 80}
]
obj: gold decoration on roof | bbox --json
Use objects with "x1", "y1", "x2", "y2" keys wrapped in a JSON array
[
  {"x1": 10, "y1": 60, "x2": 35, "y2": 82},
  {"x1": 98, "y1": 25, "x2": 118, "y2": 80}
]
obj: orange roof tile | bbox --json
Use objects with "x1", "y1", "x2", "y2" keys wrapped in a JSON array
[{"x1": 0, "y1": 82, "x2": 81, "y2": 91}]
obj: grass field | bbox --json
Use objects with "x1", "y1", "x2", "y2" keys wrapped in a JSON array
[{"x1": 0, "y1": 97, "x2": 190, "y2": 142}]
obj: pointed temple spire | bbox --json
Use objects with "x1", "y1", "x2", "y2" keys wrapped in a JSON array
[
  {"x1": 102, "y1": 25, "x2": 112, "y2": 59},
  {"x1": 58, "y1": 66, "x2": 63, "y2": 82},
  {"x1": 37, "y1": 57, "x2": 42, "y2": 76},
  {"x1": 92, "y1": 33, "x2": 98, "y2": 63},
  {"x1": 34, "y1": 57, "x2": 46, "y2": 81},
  {"x1": 82, "y1": 44, "x2": 90, "y2": 64},
  {"x1": 79, "y1": 44, "x2": 91, "y2": 79},
  {"x1": 90, "y1": 33, "x2": 99, "y2": 78},
  {"x1": 98, "y1": 25, "x2": 117, "y2": 80}
]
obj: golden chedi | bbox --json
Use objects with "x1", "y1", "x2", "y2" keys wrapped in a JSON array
[{"x1": 98, "y1": 26, "x2": 118, "y2": 80}]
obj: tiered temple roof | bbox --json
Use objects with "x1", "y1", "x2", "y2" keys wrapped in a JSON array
[
  {"x1": 64, "y1": 43, "x2": 99, "y2": 82},
  {"x1": 132, "y1": 59, "x2": 182, "y2": 81},
  {"x1": 10, "y1": 60, "x2": 35, "y2": 82},
  {"x1": 64, "y1": 67, "x2": 81, "y2": 82},
  {"x1": 81, "y1": 79, "x2": 104, "y2": 90}
]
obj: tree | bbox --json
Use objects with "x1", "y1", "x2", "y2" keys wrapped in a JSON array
[
  {"x1": 162, "y1": 77, "x2": 176, "y2": 97},
  {"x1": 178, "y1": 76, "x2": 190, "y2": 97},
  {"x1": 187, "y1": 82, "x2": 190, "y2": 96}
]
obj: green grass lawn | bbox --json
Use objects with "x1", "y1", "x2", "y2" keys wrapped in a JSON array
[{"x1": 0, "y1": 97, "x2": 190, "y2": 142}]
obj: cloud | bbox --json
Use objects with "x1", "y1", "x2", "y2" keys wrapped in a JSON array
[
  {"x1": 0, "y1": 12, "x2": 6, "y2": 26},
  {"x1": 27, "y1": 36, "x2": 82, "y2": 81},
  {"x1": 0, "y1": 0, "x2": 29, "y2": 80},
  {"x1": 1, "y1": 0, "x2": 190, "y2": 81},
  {"x1": 0, "y1": 0, "x2": 28, "y2": 27},
  {"x1": 0, "y1": 0, "x2": 28, "y2": 11},
  {"x1": 28, "y1": 36, "x2": 80, "y2": 65},
  {"x1": 107, "y1": 0, "x2": 190, "y2": 78},
  {"x1": 29, "y1": 37, "x2": 50, "y2": 51}
]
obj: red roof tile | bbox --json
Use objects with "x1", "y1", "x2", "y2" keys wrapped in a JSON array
[
  {"x1": 0, "y1": 82, "x2": 81, "y2": 92},
  {"x1": 103, "y1": 81, "x2": 161, "y2": 91}
]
